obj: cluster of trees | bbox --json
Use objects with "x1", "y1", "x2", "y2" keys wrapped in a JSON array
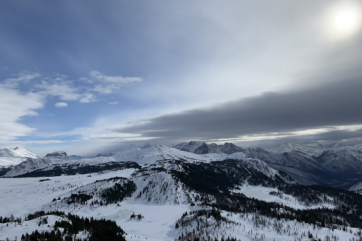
[
  {"x1": 171, "y1": 160, "x2": 287, "y2": 198},
  {"x1": 21, "y1": 211, "x2": 126, "y2": 241},
  {"x1": 0, "y1": 214, "x2": 21, "y2": 224},
  {"x1": 101, "y1": 178, "x2": 136, "y2": 204},
  {"x1": 169, "y1": 160, "x2": 362, "y2": 229},
  {"x1": 39, "y1": 178, "x2": 51, "y2": 182},
  {"x1": 130, "y1": 213, "x2": 144, "y2": 220},
  {"x1": 61, "y1": 176, "x2": 137, "y2": 206},
  {"x1": 17, "y1": 162, "x2": 141, "y2": 178},
  {"x1": 66, "y1": 193, "x2": 93, "y2": 205},
  {"x1": 175, "y1": 209, "x2": 241, "y2": 241}
]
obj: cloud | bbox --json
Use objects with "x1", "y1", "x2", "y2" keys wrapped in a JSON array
[
  {"x1": 93, "y1": 85, "x2": 114, "y2": 94},
  {"x1": 54, "y1": 102, "x2": 68, "y2": 107},
  {"x1": 89, "y1": 71, "x2": 142, "y2": 84},
  {"x1": 0, "y1": 71, "x2": 99, "y2": 146},
  {"x1": 79, "y1": 93, "x2": 97, "y2": 103},
  {"x1": 3, "y1": 72, "x2": 41, "y2": 88},
  {"x1": 35, "y1": 80, "x2": 98, "y2": 104},
  {"x1": 36, "y1": 81, "x2": 81, "y2": 101},
  {"x1": 81, "y1": 71, "x2": 142, "y2": 94},
  {"x1": 0, "y1": 85, "x2": 44, "y2": 143},
  {"x1": 108, "y1": 101, "x2": 118, "y2": 105},
  {"x1": 6, "y1": 72, "x2": 41, "y2": 82},
  {"x1": 112, "y1": 78, "x2": 362, "y2": 145}
]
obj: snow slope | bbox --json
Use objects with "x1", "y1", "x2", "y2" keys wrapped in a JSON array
[
  {"x1": 266, "y1": 142, "x2": 323, "y2": 156},
  {"x1": 3, "y1": 158, "x2": 52, "y2": 177}
]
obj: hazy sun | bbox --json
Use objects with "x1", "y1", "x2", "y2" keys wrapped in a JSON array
[
  {"x1": 334, "y1": 10, "x2": 359, "y2": 31},
  {"x1": 326, "y1": 2, "x2": 362, "y2": 38}
]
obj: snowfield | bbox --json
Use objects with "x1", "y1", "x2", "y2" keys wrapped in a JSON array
[{"x1": 0, "y1": 169, "x2": 356, "y2": 241}]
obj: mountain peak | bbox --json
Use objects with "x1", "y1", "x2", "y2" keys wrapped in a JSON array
[
  {"x1": 0, "y1": 147, "x2": 38, "y2": 159},
  {"x1": 45, "y1": 151, "x2": 69, "y2": 160}
]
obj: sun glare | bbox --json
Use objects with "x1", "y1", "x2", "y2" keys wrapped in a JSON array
[
  {"x1": 334, "y1": 10, "x2": 359, "y2": 31},
  {"x1": 326, "y1": 2, "x2": 362, "y2": 38}
]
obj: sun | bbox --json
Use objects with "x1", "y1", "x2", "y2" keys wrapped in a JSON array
[
  {"x1": 334, "y1": 10, "x2": 359, "y2": 31},
  {"x1": 326, "y1": 2, "x2": 362, "y2": 38}
]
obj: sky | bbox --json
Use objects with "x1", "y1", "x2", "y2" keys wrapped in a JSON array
[{"x1": 1, "y1": 0, "x2": 362, "y2": 156}]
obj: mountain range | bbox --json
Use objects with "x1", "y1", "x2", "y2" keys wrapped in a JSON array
[{"x1": 1, "y1": 142, "x2": 362, "y2": 240}]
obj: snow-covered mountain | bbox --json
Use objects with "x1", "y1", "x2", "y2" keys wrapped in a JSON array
[
  {"x1": 4, "y1": 158, "x2": 53, "y2": 177},
  {"x1": 1, "y1": 144, "x2": 362, "y2": 240},
  {"x1": 69, "y1": 155, "x2": 83, "y2": 160},
  {"x1": 306, "y1": 142, "x2": 348, "y2": 149},
  {"x1": 171, "y1": 141, "x2": 362, "y2": 188},
  {"x1": 45, "y1": 151, "x2": 69, "y2": 160},
  {"x1": 266, "y1": 142, "x2": 323, "y2": 156},
  {"x1": 0, "y1": 147, "x2": 39, "y2": 177},
  {"x1": 2, "y1": 144, "x2": 285, "y2": 180},
  {"x1": 172, "y1": 141, "x2": 245, "y2": 154},
  {"x1": 0, "y1": 147, "x2": 38, "y2": 159},
  {"x1": 246, "y1": 146, "x2": 362, "y2": 188}
]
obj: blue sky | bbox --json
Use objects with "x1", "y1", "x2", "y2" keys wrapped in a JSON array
[{"x1": 1, "y1": 1, "x2": 362, "y2": 156}]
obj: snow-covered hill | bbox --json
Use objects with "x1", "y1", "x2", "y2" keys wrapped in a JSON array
[
  {"x1": 4, "y1": 158, "x2": 52, "y2": 177},
  {"x1": 1, "y1": 158, "x2": 361, "y2": 241}
]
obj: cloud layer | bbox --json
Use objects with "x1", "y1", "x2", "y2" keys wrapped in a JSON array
[{"x1": 113, "y1": 78, "x2": 362, "y2": 146}]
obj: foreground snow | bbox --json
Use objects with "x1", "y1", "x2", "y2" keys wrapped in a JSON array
[{"x1": 0, "y1": 169, "x2": 356, "y2": 241}]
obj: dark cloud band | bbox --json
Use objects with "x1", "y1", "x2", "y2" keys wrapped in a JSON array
[{"x1": 113, "y1": 78, "x2": 362, "y2": 144}]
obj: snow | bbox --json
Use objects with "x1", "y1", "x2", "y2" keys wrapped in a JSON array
[
  {"x1": 0, "y1": 144, "x2": 359, "y2": 241},
  {"x1": 3, "y1": 158, "x2": 52, "y2": 177},
  {"x1": 0, "y1": 169, "x2": 136, "y2": 217},
  {"x1": 0, "y1": 157, "x2": 24, "y2": 168},
  {"x1": 0, "y1": 169, "x2": 194, "y2": 240},
  {"x1": 0, "y1": 147, "x2": 38, "y2": 168},
  {"x1": 0, "y1": 166, "x2": 355, "y2": 241},
  {"x1": 349, "y1": 181, "x2": 362, "y2": 193},
  {"x1": 0, "y1": 215, "x2": 65, "y2": 240},
  {"x1": 171, "y1": 141, "x2": 205, "y2": 153},
  {"x1": 266, "y1": 142, "x2": 323, "y2": 156},
  {"x1": 232, "y1": 185, "x2": 335, "y2": 210},
  {"x1": 0, "y1": 147, "x2": 38, "y2": 159}
]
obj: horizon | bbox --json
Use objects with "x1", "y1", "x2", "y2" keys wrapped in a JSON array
[{"x1": 1, "y1": 140, "x2": 359, "y2": 157}]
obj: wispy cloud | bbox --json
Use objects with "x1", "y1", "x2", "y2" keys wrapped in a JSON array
[
  {"x1": 54, "y1": 102, "x2": 68, "y2": 107},
  {"x1": 81, "y1": 71, "x2": 142, "y2": 94},
  {"x1": 79, "y1": 93, "x2": 97, "y2": 103},
  {"x1": 3, "y1": 72, "x2": 41, "y2": 88},
  {"x1": 89, "y1": 71, "x2": 142, "y2": 84},
  {"x1": 36, "y1": 81, "x2": 81, "y2": 101}
]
